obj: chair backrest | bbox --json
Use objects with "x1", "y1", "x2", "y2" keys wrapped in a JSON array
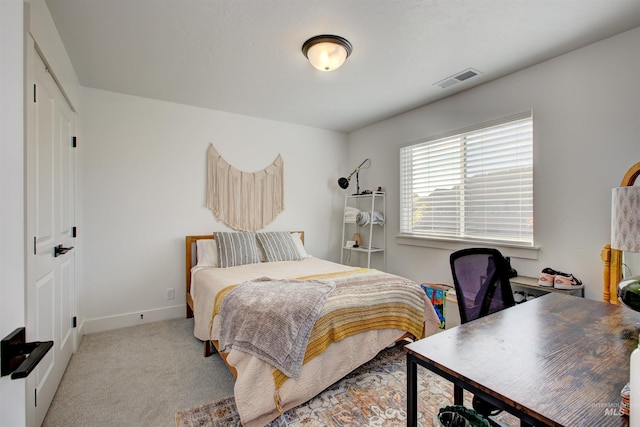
[{"x1": 450, "y1": 248, "x2": 515, "y2": 324}]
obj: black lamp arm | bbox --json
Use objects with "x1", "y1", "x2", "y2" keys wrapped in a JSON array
[
  {"x1": 346, "y1": 158, "x2": 370, "y2": 180},
  {"x1": 338, "y1": 158, "x2": 371, "y2": 190}
]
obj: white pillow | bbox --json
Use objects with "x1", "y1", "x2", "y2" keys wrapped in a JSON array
[
  {"x1": 195, "y1": 239, "x2": 218, "y2": 267},
  {"x1": 290, "y1": 232, "x2": 309, "y2": 258}
]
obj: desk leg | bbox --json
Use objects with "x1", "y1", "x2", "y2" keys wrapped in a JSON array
[
  {"x1": 407, "y1": 354, "x2": 417, "y2": 427},
  {"x1": 454, "y1": 384, "x2": 463, "y2": 405}
]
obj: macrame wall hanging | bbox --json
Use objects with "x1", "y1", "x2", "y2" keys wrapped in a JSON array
[{"x1": 206, "y1": 144, "x2": 284, "y2": 231}]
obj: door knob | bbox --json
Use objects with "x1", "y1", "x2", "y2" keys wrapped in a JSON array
[
  {"x1": 1, "y1": 327, "x2": 53, "y2": 379},
  {"x1": 54, "y1": 244, "x2": 74, "y2": 257}
]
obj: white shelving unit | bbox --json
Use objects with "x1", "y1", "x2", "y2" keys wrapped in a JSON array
[
  {"x1": 510, "y1": 276, "x2": 584, "y2": 298},
  {"x1": 341, "y1": 192, "x2": 386, "y2": 269}
]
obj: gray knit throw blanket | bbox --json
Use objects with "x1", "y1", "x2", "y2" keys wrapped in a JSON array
[{"x1": 217, "y1": 277, "x2": 335, "y2": 379}]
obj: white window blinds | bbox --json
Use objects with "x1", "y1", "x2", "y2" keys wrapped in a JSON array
[{"x1": 400, "y1": 112, "x2": 533, "y2": 246}]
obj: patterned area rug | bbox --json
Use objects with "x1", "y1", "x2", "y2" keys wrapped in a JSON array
[{"x1": 176, "y1": 343, "x2": 518, "y2": 427}]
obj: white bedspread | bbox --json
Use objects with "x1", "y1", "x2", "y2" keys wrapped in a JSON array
[
  {"x1": 191, "y1": 257, "x2": 440, "y2": 427},
  {"x1": 192, "y1": 257, "x2": 360, "y2": 341}
]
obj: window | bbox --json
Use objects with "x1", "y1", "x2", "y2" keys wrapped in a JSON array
[{"x1": 400, "y1": 112, "x2": 533, "y2": 246}]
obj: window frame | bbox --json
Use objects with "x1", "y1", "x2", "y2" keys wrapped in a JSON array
[{"x1": 398, "y1": 112, "x2": 536, "y2": 254}]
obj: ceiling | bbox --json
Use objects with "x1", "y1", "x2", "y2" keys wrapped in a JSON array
[{"x1": 46, "y1": 0, "x2": 640, "y2": 133}]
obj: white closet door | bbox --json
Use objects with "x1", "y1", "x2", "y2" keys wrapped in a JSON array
[{"x1": 25, "y1": 41, "x2": 76, "y2": 427}]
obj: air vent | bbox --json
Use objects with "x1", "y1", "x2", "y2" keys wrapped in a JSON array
[{"x1": 435, "y1": 68, "x2": 482, "y2": 89}]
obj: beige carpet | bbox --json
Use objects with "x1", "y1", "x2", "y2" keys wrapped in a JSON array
[
  {"x1": 43, "y1": 318, "x2": 235, "y2": 427},
  {"x1": 176, "y1": 343, "x2": 519, "y2": 427}
]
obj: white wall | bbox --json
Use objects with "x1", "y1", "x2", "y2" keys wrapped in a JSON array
[
  {"x1": 0, "y1": 1, "x2": 27, "y2": 425},
  {"x1": 80, "y1": 88, "x2": 347, "y2": 332},
  {"x1": 348, "y1": 27, "x2": 640, "y2": 300}
]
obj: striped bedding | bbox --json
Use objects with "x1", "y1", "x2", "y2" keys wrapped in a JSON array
[{"x1": 191, "y1": 257, "x2": 440, "y2": 427}]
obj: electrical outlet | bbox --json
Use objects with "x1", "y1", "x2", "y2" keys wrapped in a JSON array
[{"x1": 166, "y1": 288, "x2": 175, "y2": 300}]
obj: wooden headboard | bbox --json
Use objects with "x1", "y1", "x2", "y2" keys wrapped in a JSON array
[{"x1": 184, "y1": 232, "x2": 305, "y2": 318}]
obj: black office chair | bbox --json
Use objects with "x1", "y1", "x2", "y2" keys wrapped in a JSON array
[
  {"x1": 450, "y1": 248, "x2": 515, "y2": 324},
  {"x1": 449, "y1": 248, "x2": 516, "y2": 420}
]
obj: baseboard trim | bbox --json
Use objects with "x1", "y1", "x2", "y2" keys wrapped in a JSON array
[
  {"x1": 83, "y1": 304, "x2": 186, "y2": 334},
  {"x1": 77, "y1": 319, "x2": 85, "y2": 338},
  {"x1": 75, "y1": 320, "x2": 85, "y2": 351}
]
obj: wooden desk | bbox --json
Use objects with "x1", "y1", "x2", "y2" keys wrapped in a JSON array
[{"x1": 406, "y1": 293, "x2": 640, "y2": 426}]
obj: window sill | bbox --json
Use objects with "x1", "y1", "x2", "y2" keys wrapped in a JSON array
[{"x1": 395, "y1": 234, "x2": 539, "y2": 260}]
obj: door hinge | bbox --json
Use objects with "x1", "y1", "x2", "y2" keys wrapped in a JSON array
[
  {"x1": 33, "y1": 236, "x2": 37, "y2": 255},
  {"x1": 72, "y1": 226, "x2": 77, "y2": 238},
  {"x1": 33, "y1": 84, "x2": 36, "y2": 103},
  {"x1": 72, "y1": 136, "x2": 77, "y2": 148},
  {"x1": 34, "y1": 388, "x2": 37, "y2": 407},
  {"x1": 72, "y1": 316, "x2": 77, "y2": 328}
]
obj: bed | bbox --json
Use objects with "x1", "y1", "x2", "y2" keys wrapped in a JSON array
[{"x1": 185, "y1": 231, "x2": 440, "y2": 427}]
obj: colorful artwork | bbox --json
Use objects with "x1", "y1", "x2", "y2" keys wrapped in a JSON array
[{"x1": 421, "y1": 284, "x2": 448, "y2": 329}]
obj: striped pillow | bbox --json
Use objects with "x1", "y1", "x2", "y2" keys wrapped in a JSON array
[
  {"x1": 213, "y1": 232, "x2": 261, "y2": 268},
  {"x1": 256, "y1": 232, "x2": 302, "y2": 262}
]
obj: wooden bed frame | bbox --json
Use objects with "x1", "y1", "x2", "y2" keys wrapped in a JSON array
[
  {"x1": 184, "y1": 232, "x2": 304, "y2": 362},
  {"x1": 185, "y1": 230, "x2": 415, "y2": 387}
]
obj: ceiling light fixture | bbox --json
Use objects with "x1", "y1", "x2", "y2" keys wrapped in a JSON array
[{"x1": 302, "y1": 35, "x2": 353, "y2": 72}]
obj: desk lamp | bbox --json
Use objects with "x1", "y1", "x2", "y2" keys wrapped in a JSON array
[
  {"x1": 612, "y1": 183, "x2": 640, "y2": 426},
  {"x1": 612, "y1": 185, "x2": 640, "y2": 311},
  {"x1": 338, "y1": 158, "x2": 370, "y2": 195}
]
